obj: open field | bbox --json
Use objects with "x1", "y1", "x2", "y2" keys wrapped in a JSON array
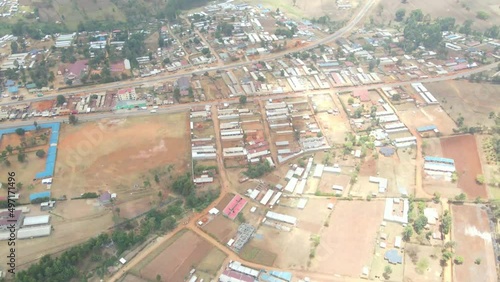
[
  {"x1": 403, "y1": 244, "x2": 442, "y2": 281},
  {"x1": 425, "y1": 81, "x2": 499, "y2": 128},
  {"x1": 312, "y1": 200, "x2": 385, "y2": 277},
  {"x1": 398, "y1": 104, "x2": 457, "y2": 136},
  {"x1": 133, "y1": 229, "x2": 226, "y2": 282},
  {"x1": 247, "y1": 198, "x2": 333, "y2": 269},
  {"x1": 452, "y1": 204, "x2": 497, "y2": 282},
  {"x1": 441, "y1": 135, "x2": 487, "y2": 199},
  {"x1": 374, "y1": 0, "x2": 500, "y2": 30},
  {"x1": 234, "y1": 0, "x2": 357, "y2": 23},
  {"x1": 54, "y1": 113, "x2": 190, "y2": 200}
]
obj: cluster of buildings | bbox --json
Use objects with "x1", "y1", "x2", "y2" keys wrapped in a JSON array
[
  {"x1": 0, "y1": 208, "x2": 52, "y2": 240},
  {"x1": 219, "y1": 261, "x2": 294, "y2": 282}
]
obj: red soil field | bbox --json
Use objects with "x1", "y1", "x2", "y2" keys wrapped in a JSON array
[
  {"x1": 441, "y1": 135, "x2": 487, "y2": 199},
  {"x1": 452, "y1": 205, "x2": 497, "y2": 282}
]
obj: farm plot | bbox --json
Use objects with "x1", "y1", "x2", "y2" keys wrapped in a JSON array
[
  {"x1": 312, "y1": 200, "x2": 385, "y2": 277},
  {"x1": 441, "y1": 135, "x2": 487, "y2": 199},
  {"x1": 133, "y1": 229, "x2": 226, "y2": 282},
  {"x1": 452, "y1": 204, "x2": 497, "y2": 282},
  {"x1": 54, "y1": 113, "x2": 190, "y2": 198},
  {"x1": 425, "y1": 81, "x2": 499, "y2": 128},
  {"x1": 202, "y1": 214, "x2": 239, "y2": 243}
]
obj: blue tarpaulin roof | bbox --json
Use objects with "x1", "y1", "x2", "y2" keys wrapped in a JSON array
[
  {"x1": 424, "y1": 156, "x2": 454, "y2": 165},
  {"x1": 0, "y1": 123, "x2": 60, "y2": 179},
  {"x1": 270, "y1": 271, "x2": 292, "y2": 282},
  {"x1": 29, "y1": 191, "x2": 51, "y2": 202},
  {"x1": 385, "y1": 249, "x2": 403, "y2": 264},
  {"x1": 5, "y1": 80, "x2": 15, "y2": 87},
  {"x1": 417, "y1": 125, "x2": 437, "y2": 132},
  {"x1": 259, "y1": 274, "x2": 283, "y2": 282},
  {"x1": 379, "y1": 147, "x2": 395, "y2": 157}
]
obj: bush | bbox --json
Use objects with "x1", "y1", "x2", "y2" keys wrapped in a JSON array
[
  {"x1": 36, "y1": 149, "x2": 46, "y2": 158},
  {"x1": 244, "y1": 160, "x2": 273, "y2": 178},
  {"x1": 454, "y1": 256, "x2": 464, "y2": 265},
  {"x1": 15, "y1": 128, "x2": 26, "y2": 136},
  {"x1": 476, "y1": 11, "x2": 489, "y2": 20},
  {"x1": 81, "y1": 192, "x2": 98, "y2": 199}
]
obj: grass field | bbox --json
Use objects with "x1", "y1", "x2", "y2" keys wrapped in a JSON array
[
  {"x1": 375, "y1": 0, "x2": 500, "y2": 31},
  {"x1": 240, "y1": 245, "x2": 277, "y2": 266}
]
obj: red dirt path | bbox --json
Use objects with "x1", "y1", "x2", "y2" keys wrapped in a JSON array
[{"x1": 440, "y1": 135, "x2": 487, "y2": 199}]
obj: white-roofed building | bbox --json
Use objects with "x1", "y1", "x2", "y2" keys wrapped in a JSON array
[
  {"x1": 17, "y1": 225, "x2": 52, "y2": 239},
  {"x1": 23, "y1": 215, "x2": 50, "y2": 227}
]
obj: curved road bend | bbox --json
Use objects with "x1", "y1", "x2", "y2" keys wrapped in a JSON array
[{"x1": 0, "y1": 0, "x2": 377, "y2": 107}]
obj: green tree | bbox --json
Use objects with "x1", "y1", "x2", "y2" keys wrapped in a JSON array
[
  {"x1": 69, "y1": 115, "x2": 78, "y2": 125},
  {"x1": 454, "y1": 193, "x2": 466, "y2": 203},
  {"x1": 173, "y1": 88, "x2": 181, "y2": 102},
  {"x1": 57, "y1": 94, "x2": 66, "y2": 106},
  {"x1": 413, "y1": 214, "x2": 428, "y2": 234},
  {"x1": 239, "y1": 95, "x2": 247, "y2": 104},
  {"x1": 403, "y1": 225, "x2": 413, "y2": 241},
  {"x1": 15, "y1": 128, "x2": 25, "y2": 136},
  {"x1": 432, "y1": 192, "x2": 441, "y2": 203},
  {"x1": 383, "y1": 266, "x2": 392, "y2": 280},
  {"x1": 476, "y1": 11, "x2": 489, "y2": 20},
  {"x1": 395, "y1": 9, "x2": 406, "y2": 22},
  {"x1": 17, "y1": 152, "x2": 26, "y2": 162},
  {"x1": 476, "y1": 174, "x2": 485, "y2": 184},
  {"x1": 441, "y1": 210, "x2": 452, "y2": 234},
  {"x1": 11, "y1": 41, "x2": 19, "y2": 53},
  {"x1": 6, "y1": 145, "x2": 13, "y2": 155},
  {"x1": 36, "y1": 149, "x2": 46, "y2": 158},
  {"x1": 454, "y1": 256, "x2": 464, "y2": 265}
]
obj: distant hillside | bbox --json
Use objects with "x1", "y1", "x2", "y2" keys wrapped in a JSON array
[{"x1": 14, "y1": 0, "x2": 209, "y2": 31}]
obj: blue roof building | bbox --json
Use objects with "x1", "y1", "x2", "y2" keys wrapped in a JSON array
[
  {"x1": 30, "y1": 191, "x2": 51, "y2": 202},
  {"x1": 8, "y1": 86, "x2": 19, "y2": 94},
  {"x1": 385, "y1": 249, "x2": 403, "y2": 264},
  {"x1": 5, "y1": 80, "x2": 15, "y2": 87}
]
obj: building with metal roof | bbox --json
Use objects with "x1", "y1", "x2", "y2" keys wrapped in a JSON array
[
  {"x1": 424, "y1": 156, "x2": 455, "y2": 165},
  {"x1": 228, "y1": 261, "x2": 259, "y2": 277},
  {"x1": 219, "y1": 269, "x2": 255, "y2": 282},
  {"x1": 265, "y1": 211, "x2": 297, "y2": 225},
  {"x1": 17, "y1": 225, "x2": 52, "y2": 239},
  {"x1": 417, "y1": 125, "x2": 437, "y2": 132},
  {"x1": 23, "y1": 215, "x2": 50, "y2": 227},
  {"x1": 269, "y1": 270, "x2": 293, "y2": 282}
]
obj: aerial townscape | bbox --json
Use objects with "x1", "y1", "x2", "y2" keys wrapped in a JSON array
[{"x1": 0, "y1": 0, "x2": 499, "y2": 281}]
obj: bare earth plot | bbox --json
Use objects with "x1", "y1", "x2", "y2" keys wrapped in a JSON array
[
  {"x1": 452, "y1": 205, "x2": 497, "y2": 282},
  {"x1": 376, "y1": 0, "x2": 500, "y2": 30},
  {"x1": 441, "y1": 135, "x2": 487, "y2": 199},
  {"x1": 312, "y1": 200, "x2": 385, "y2": 277},
  {"x1": 133, "y1": 229, "x2": 226, "y2": 282},
  {"x1": 54, "y1": 113, "x2": 190, "y2": 200},
  {"x1": 425, "y1": 80, "x2": 500, "y2": 128},
  {"x1": 403, "y1": 244, "x2": 442, "y2": 281},
  {"x1": 398, "y1": 105, "x2": 456, "y2": 136}
]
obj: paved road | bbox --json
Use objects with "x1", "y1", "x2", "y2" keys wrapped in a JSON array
[
  {"x1": 0, "y1": 0, "x2": 377, "y2": 107},
  {"x1": 1, "y1": 61, "x2": 497, "y2": 130}
]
